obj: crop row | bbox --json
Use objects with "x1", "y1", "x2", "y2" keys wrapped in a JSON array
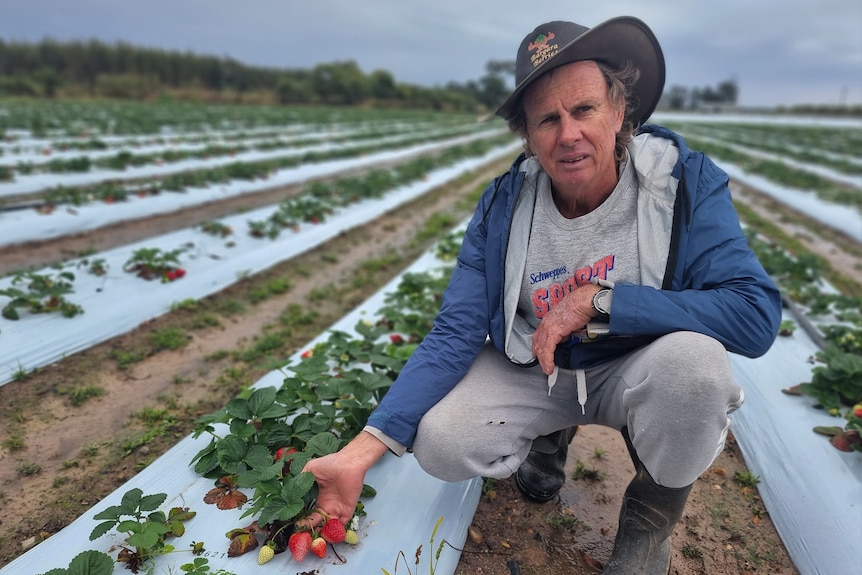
[
  {"x1": 0, "y1": 121, "x2": 452, "y2": 173},
  {"x1": 659, "y1": 117, "x2": 862, "y2": 156},
  {"x1": 682, "y1": 135, "x2": 862, "y2": 210},
  {"x1": 1, "y1": 124, "x2": 505, "y2": 207},
  {"x1": 0, "y1": 100, "x2": 472, "y2": 137},
  {"x1": 666, "y1": 122, "x2": 862, "y2": 177}
]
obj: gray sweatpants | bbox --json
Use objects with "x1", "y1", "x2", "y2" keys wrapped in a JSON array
[{"x1": 412, "y1": 331, "x2": 743, "y2": 489}]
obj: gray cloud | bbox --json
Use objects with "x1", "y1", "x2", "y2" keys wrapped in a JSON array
[{"x1": 1, "y1": 0, "x2": 859, "y2": 107}]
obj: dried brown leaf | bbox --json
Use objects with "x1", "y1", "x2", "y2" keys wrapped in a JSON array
[
  {"x1": 204, "y1": 486, "x2": 227, "y2": 505},
  {"x1": 217, "y1": 489, "x2": 248, "y2": 510},
  {"x1": 227, "y1": 530, "x2": 258, "y2": 557}
]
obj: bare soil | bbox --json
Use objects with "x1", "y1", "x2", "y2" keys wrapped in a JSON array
[{"x1": 0, "y1": 160, "x2": 858, "y2": 574}]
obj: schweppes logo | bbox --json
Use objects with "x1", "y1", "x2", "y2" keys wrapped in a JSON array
[{"x1": 528, "y1": 31, "x2": 559, "y2": 69}]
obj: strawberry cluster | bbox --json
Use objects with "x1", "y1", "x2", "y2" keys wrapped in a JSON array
[
  {"x1": 162, "y1": 268, "x2": 186, "y2": 282},
  {"x1": 286, "y1": 517, "x2": 358, "y2": 563}
]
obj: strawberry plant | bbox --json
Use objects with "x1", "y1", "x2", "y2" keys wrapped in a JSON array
[
  {"x1": 198, "y1": 220, "x2": 233, "y2": 237},
  {"x1": 177, "y1": 557, "x2": 237, "y2": 575},
  {"x1": 0, "y1": 269, "x2": 83, "y2": 320},
  {"x1": 778, "y1": 319, "x2": 796, "y2": 336},
  {"x1": 185, "y1": 234, "x2": 465, "y2": 566},
  {"x1": 247, "y1": 219, "x2": 283, "y2": 239},
  {"x1": 78, "y1": 257, "x2": 109, "y2": 276},
  {"x1": 123, "y1": 247, "x2": 187, "y2": 282},
  {"x1": 89, "y1": 487, "x2": 199, "y2": 572},
  {"x1": 797, "y1": 344, "x2": 862, "y2": 411}
]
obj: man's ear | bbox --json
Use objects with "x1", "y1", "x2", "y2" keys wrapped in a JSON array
[{"x1": 615, "y1": 98, "x2": 626, "y2": 133}]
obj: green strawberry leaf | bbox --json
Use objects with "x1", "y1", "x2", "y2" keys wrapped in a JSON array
[
  {"x1": 247, "y1": 387, "x2": 277, "y2": 414},
  {"x1": 304, "y1": 432, "x2": 339, "y2": 457},
  {"x1": 65, "y1": 550, "x2": 113, "y2": 575},
  {"x1": 89, "y1": 520, "x2": 116, "y2": 541},
  {"x1": 361, "y1": 484, "x2": 377, "y2": 498},
  {"x1": 91, "y1": 504, "x2": 124, "y2": 521},
  {"x1": 224, "y1": 397, "x2": 253, "y2": 420},
  {"x1": 117, "y1": 520, "x2": 143, "y2": 533},
  {"x1": 119, "y1": 488, "x2": 143, "y2": 514},
  {"x1": 127, "y1": 522, "x2": 168, "y2": 548},
  {"x1": 228, "y1": 418, "x2": 257, "y2": 439}
]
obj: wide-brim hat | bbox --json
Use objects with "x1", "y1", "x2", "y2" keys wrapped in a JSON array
[{"x1": 495, "y1": 16, "x2": 665, "y2": 128}]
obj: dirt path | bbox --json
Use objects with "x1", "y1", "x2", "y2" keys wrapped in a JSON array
[{"x1": 1, "y1": 158, "x2": 857, "y2": 573}]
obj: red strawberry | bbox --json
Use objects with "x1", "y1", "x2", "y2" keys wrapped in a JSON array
[
  {"x1": 275, "y1": 447, "x2": 298, "y2": 473},
  {"x1": 300, "y1": 349, "x2": 313, "y2": 359},
  {"x1": 275, "y1": 446, "x2": 297, "y2": 461},
  {"x1": 389, "y1": 334, "x2": 404, "y2": 344},
  {"x1": 288, "y1": 531, "x2": 312, "y2": 562},
  {"x1": 310, "y1": 536, "x2": 327, "y2": 558},
  {"x1": 853, "y1": 404, "x2": 862, "y2": 419},
  {"x1": 320, "y1": 518, "x2": 346, "y2": 543}
]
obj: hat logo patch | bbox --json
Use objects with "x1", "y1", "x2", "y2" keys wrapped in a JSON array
[{"x1": 528, "y1": 32, "x2": 558, "y2": 69}]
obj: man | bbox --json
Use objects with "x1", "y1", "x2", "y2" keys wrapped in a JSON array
[{"x1": 305, "y1": 16, "x2": 781, "y2": 574}]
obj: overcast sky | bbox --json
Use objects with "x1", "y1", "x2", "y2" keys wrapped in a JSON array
[{"x1": 2, "y1": 0, "x2": 861, "y2": 108}]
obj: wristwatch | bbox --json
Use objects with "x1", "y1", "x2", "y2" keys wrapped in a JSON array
[{"x1": 591, "y1": 288, "x2": 613, "y2": 322}]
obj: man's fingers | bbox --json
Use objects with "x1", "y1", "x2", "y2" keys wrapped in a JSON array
[
  {"x1": 539, "y1": 352, "x2": 555, "y2": 375},
  {"x1": 296, "y1": 509, "x2": 326, "y2": 530}
]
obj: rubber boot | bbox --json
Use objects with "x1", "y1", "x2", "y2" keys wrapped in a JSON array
[
  {"x1": 603, "y1": 430, "x2": 693, "y2": 575},
  {"x1": 515, "y1": 426, "x2": 577, "y2": 503}
]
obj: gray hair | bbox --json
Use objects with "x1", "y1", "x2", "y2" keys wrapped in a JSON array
[{"x1": 503, "y1": 60, "x2": 641, "y2": 162}]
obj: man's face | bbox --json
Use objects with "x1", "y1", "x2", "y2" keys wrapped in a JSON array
[{"x1": 523, "y1": 60, "x2": 625, "y2": 213}]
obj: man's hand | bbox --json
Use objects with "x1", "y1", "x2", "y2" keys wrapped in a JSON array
[
  {"x1": 531, "y1": 284, "x2": 601, "y2": 374},
  {"x1": 300, "y1": 431, "x2": 388, "y2": 527}
]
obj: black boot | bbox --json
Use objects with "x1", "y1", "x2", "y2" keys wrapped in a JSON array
[
  {"x1": 603, "y1": 431, "x2": 693, "y2": 575},
  {"x1": 515, "y1": 426, "x2": 577, "y2": 503}
]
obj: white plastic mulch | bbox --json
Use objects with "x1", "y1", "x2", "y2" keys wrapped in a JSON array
[
  {"x1": 729, "y1": 322, "x2": 861, "y2": 575},
  {"x1": 720, "y1": 162, "x2": 862, "y2": 243}
]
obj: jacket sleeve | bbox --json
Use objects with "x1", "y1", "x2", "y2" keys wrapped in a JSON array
[
  {"x1": 610, "y1": 152, "x2": 782, "y2": 358},
  {"x1": 364, "y1": 179, "x2": 499, "y2": 448}
]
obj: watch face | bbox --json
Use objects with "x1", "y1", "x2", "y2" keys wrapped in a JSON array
[{"x1": 594, "y1": 289, "x2": 611, "y2": 315}]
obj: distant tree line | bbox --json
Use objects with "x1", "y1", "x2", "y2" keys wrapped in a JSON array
[
  {"x1": 5, "y1": 39, "x2": 857, "y2": 117},
  {"x1": 0, "y1": 37, "x2": 510, "y2": 112},
  {"x1": 661, "y1": 79, "x2": 739, "y2": 110}
]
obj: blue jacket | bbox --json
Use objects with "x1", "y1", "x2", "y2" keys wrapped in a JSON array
[{"x1": 366, "y1": 125, "x2": 782, "y2": 449}]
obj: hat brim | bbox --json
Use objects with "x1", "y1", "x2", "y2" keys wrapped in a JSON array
[{"x1": 495, "y1": 16, "x2": 665, "y2": 127}]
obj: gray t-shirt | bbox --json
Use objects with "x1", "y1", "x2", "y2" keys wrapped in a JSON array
[{"x1": 518, "y1": 156, "x2": 641, "y2": 332}]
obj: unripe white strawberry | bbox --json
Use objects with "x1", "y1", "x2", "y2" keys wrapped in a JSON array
[
  {"x1": 344, "y1": 529, "x2": 360, "y2": 545},
  {"x1": 258, "y1": 543, "x2": 275, "y2": 565}
]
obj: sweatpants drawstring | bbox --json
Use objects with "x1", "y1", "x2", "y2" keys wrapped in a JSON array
[
  {"x1": 576, "y1": 368, "x2": 587, "y2": 415},
  {"x1": 547, "y1": 366, "x2": 587, "y2": 415}
]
